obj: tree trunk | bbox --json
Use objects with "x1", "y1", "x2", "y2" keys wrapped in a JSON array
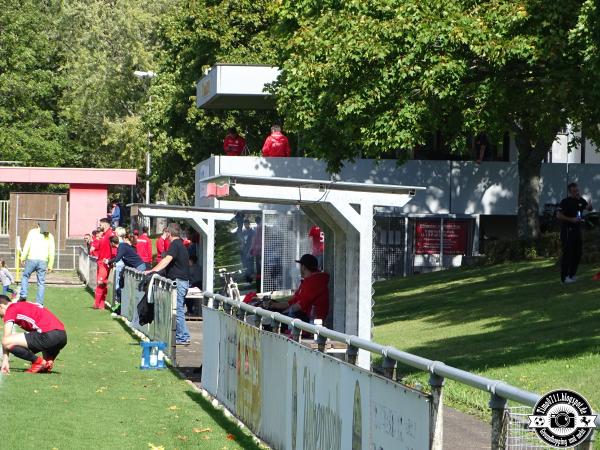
[{"x1": 514, "y1": 130, "x2": 553, "y2": 240}]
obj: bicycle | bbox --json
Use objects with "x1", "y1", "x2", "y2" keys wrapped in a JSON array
[{"x1": 217, "y1": 268, "x2": 242, "y2": 301}]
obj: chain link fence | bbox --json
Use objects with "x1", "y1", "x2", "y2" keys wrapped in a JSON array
[{"x1": 507, "y1": 406, "x2": 553, "y2": 449}]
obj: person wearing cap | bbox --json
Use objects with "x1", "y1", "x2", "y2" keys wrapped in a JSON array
[
  {"x1": 266, "y1": 254, "x2": 330, "y2": 322},
  {"x1": 19, "y1": 221, "x2": 55, "y2": 305}
]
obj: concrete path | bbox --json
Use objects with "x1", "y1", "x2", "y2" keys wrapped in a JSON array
[{"x1": 175, "y1": 317, "x2": 492, "y2": 449}]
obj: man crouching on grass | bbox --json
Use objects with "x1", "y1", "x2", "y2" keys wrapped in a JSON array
[{"x1": 0, "y1": 296, "x2": 67, "y2": 374}]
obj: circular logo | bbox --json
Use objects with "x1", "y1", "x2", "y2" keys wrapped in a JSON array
[{"x1": 528, "y1": 390, "x2": 596, "y2": 448}]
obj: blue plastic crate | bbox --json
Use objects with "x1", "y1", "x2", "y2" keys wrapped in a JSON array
[{"x1": 140, "y1": 341, "x2": 167, "y2": 370}]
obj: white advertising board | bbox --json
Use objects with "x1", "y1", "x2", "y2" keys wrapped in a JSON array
[{"x1": 201, "y1": 309, "x2": 431, "y2": 450}]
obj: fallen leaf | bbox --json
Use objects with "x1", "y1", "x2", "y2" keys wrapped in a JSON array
[
  {"x1": 226, "y1": 434, "x2": 235, "y2": 441},
  {"x1": 193, "y1": 428, "x2": 211, "y2": 434},
  {"x1": 51, "y1": 385, "x2": 59, "y2": 389},
  {"x1": 147, "y1": 444, "x2": 165, "y2": 450},
  {"x1": 139, "y1": 397, "x2": 146, "y2": 401},
  {"x1": 33, "y1": 390, "x2": 38, "y2": 394},
  {"x1": 177, "y1": 435, "x2": 188, "y2": 441},
  {"x1": 202, "y1": 435, "x2": 210, "y2": 440},
  {"x1": 120, "y1": 397, "x2": 127, "y2": 400},
  {"x1": 168, "y1": 405, "x2": 178, "y2": 411}
]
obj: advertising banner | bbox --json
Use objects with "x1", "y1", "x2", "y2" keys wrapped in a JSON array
[
  {"x1": 202, "y1": 309, "x2": 431, "y2": 450},
  {"x1": 201, "y1": 307, "x2": 220, "y2": 395},
  {"x1": 415, "y1": 219, "x2": 469, "y2": 255}
]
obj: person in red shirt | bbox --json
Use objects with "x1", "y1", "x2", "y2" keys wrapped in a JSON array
[
  {"x1": 0, "y1": 296, "x2": 67, "y2": 374},
  {"x1": 135, "y1": 226, "x2": 153, "y2": 269},
  {"x1": 94, "y1": 218, "x2": 114, "y2": 310},
  {"x1": 308, "y1": 225, "x2": 325, "y2": 269},
  {"x1": 266, "y1": 254, "x2": 329, "y2": 322},
  {"x1": 156, "y1": 227, "x2": 170, "y2": 264},
  {"x1": 261, "y1": 125, "x2": 291, "y2": 157},
  {"x1": 89, "y1": 229, "x2": 102, "y2": 257},
  {"x1": 223, "y1": 127, "x2": 247, "y2": 156}
]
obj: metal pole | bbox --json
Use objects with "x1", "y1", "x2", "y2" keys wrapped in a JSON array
[
  {"x1": 575, "y1": 431, "x2": 595, "y2": 450},
  {"x1": 145, "y1": 150, "x2": 151, "y2": 204},
  {"x1": 57, "y1": 196, "x2": 62, "y2": 270},
  {"x1": 429, "y1": 373, "x2": 445, "y2": 450},
  {"x1": 490, "y1": 394, "x2": 508, "y2": 450}
]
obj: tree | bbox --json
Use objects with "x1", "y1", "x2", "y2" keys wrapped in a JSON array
[
  {"x1": 274, "y1": 0, "x2": 600, "y2": 239},
  {"x1": 143, "y1": 0, "x2": 281, "y2": 203},
  {"x1": 0, "y1": 0, "x2": 70, "y2": 167},
  {"x1": 57, "y1": 0, "x2": 175, "y2": 201}
]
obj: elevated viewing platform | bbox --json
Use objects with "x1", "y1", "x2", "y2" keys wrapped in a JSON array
[{"x1": 195, "y1": 156, "x2": 600, "y2": 217}]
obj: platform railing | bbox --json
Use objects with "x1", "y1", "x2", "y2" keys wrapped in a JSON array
[{"x1": 203, "y1": 290, "x2": 598, "y2": 450}]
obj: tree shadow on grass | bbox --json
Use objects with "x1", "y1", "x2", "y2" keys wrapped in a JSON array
[
  {"x1": 185, "y1": 390, "x2": 263, "y2": 450},
  {"x1": 373, "y1": 260, "x2": 600, "y2": 373}
]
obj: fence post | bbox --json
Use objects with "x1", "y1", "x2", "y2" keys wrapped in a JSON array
[
  {"x1": 316, "y1": 334, "x2": 327, "y2": 353},
  {"x1": 382, "y1": 356, "x2": 395, "y2": 379},
  {"x1": 346, "y1": 345, "x2": 359, "y2": 365},
  {"x1": 429, "y1": 373, "x2": 444, "y2": 450},
  {"x1": 575, "y1": 431, "x2": 595, "y2": 450},
  {"x1": 290, "y1": 325, "x2": 301, "y2": 342},
  {"x1": 490, "y1": 394, "x2": 508, "y2": 450}
]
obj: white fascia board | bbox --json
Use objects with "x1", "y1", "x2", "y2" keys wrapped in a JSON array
[
  {"x1": 138, "y1": 206, "x2": 234, "y2": 222},
  {"x1": 229, "y1": 183, "x2": 415, "y2": 209}
]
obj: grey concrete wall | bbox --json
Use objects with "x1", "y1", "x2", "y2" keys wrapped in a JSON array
[{"x1": 195, "y1": 156, "x2": 600, "y2": 216}]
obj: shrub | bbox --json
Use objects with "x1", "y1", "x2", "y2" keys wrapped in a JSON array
[{"x1": 483, "y1": 233, "x2": 560, "y2": 265}]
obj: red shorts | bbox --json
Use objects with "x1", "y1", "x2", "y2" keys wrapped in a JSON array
[{"x1": 97, "y1": 264, "x2": 110, "y2": 285}]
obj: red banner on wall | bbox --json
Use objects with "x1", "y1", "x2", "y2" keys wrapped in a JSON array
[{"x1": 414, "y1": 220, "x2": 469, "y2": 255}]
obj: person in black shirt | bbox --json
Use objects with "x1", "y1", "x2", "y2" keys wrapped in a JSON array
[
  {"x1": 106, "y1": 235, "x2": 146, "y2": 271},
  {"x1": 146, "y1": 223, "x2": 191, "y2": 345},
  {"x1": 557, "y1": 182, "x2": 593, "y2": 284}
]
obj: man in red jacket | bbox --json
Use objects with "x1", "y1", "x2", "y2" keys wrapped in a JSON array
[
  {"x1": 156, "y1": 227, "x2": 170, "y2": 264},
  {"x1": 94, "y1": 218, "x2": 114, "y2": 310},
  {"x1": 0, "y1": 296, "x2": 67, "y2": 374},
  {"x1": 261, "y1": 125, "x2": 291, "y2": 157},
  {"x1": 223, "y1": 127, "x2": 247, "y2": 156},
  {"x1": 136, "y1": 226, "x2": 153, "y2": 269},
  {"x1": 266, "y1": 254, "x2": 329, "y2": 322}
]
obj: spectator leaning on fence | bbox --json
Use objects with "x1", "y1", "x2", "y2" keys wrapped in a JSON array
[
  {"x1": 19, "y1": 221, "x2": 55, "y2": 305},
  {"x1": 94, "y1": 218, "x2": 114, "y2": 310},
  {"x1": 146, "y1": 223, "x2": 191, "y2": 345}
]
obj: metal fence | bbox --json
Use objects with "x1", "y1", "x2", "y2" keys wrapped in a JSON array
[
  {"x1": 76, "y1": 246, "x2": 97, "y2": 291},
  {"x1": 202, "y1": 291, "x2": 598, "y2": 450},
  {"x1": 262, "y1": 210, "x2": 313, "y2": 293},
  {"x1": 0, "y1": 200, "x2": 8, "y2": 235},
  {"x1": 373, "y1": 213, "x2": 406, "y2": 279},
  {"x1": 77, "y1": 248, "x2": 177, "y2": 362},
  {"x1": 120, "y1": 267, "x2": 178, "y2": 363}
]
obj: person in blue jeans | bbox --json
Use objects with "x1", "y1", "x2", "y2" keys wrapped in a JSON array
[
  {"x1": 145, "y1": 223, "x2": 190, "y2": 345},
  {"x1": 19, "y1": 221, "x2": 55, "y2": 305}
]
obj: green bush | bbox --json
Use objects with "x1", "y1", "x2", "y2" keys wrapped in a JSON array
[{"x1": 483, "y1": 233, "x2": 561, "y2": 264}]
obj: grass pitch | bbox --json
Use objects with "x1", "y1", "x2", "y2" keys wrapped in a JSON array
[
  {"x1": 373, "y1": 259, "x2": 600, "y2": 423},
  {"x1": 0, "y1": 287, "x2": 261, "y2": 450}
]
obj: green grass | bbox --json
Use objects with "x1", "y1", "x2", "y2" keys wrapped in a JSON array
[
  {"x1": 0, "y1": 287, "x2": 262, "y2": 450},
  {"x1": 373, "y1": 259, "x2": 600, "y2": 423}
]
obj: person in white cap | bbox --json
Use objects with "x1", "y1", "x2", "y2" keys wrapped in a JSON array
[{"x1": 19, "y1": 221, "x2": 55, "y2": 305}]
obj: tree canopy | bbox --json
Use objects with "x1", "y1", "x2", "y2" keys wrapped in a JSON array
[
  {"x1": 274, "y1": 0, "x2": 600, "y2": 237},
  {"x1": 1, "y1": 0, "x2": 600, "y2": 235}
]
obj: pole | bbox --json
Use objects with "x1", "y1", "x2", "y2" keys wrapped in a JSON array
[{"x1": 145, "y1": 148, "x2": 151, "y2": 204}]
